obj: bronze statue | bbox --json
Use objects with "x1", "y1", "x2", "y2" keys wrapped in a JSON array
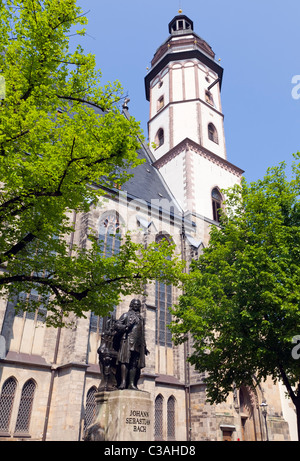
[
  {"x1": 85, "y1": 300, "x2": 149, "y2": 441},
  {"x1": 97, "y1": 299, "x2": 148, "y2": 391},
  {"x1": 97, "y1": 316, "x2": 118, "y2": 391},
  {"x1": 114, "y1": 298, "x2": 148, "y2": 390}
]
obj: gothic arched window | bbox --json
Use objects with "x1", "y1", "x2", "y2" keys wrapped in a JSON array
[
  {"x1": 167, "y1": 396, "x2": 176, "y2": 440},
  {"x1": 0, "y1": 377, "x2": 17, "y2": 433},
  {"x1": 155, "y1": 234, "x2": 172, "y2": 347},
  {"x1": 212, "y1": 188, "x2": 222, "y2": 223},
  {"x1": 90, "y1": 211, "x2": 122, "y2": 333},
  {"x1": 98, "y1": 211, "x2": 121, "y2": 258},
  {"x1": 154, "y1": 394, "x2": 164, "y2": 440},
  {"x1": 208, "y1": 123, "x2": 218, "y2": 144},
  {"x1": 14, "y1": 379, "x2": 36, "y2": 436},
  {"x1": 83, "y1": 386, "x2": 97, "y2": 433}
]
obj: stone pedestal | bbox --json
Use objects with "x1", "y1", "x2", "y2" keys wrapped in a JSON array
[{"x1": 84, "y1": 390, "x2": 153, "y2": 441}]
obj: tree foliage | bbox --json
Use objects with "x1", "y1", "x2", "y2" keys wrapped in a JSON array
[
  {"x1": 171, "y1": 158, "x2": 300, "y2": 438},
  {"x1": 0, "y1": 0, "x2": 184, "y2": 327}
]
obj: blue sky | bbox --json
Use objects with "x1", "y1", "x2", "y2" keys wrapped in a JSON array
[{"x1": 76, "y1": 0, "x2": 300, "y2": 183}]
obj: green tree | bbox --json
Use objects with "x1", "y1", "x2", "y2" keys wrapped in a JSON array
[
  {"x1": 0, "y1": 0, "x2": 184, "y2": 327},
  {"x1": 171, "y1": 158, "x2": 300, "y2": 440}
]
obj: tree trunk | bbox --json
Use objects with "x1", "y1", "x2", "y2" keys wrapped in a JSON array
[
  {"x1": 296, "y1": 400, "x2": 300, "y2": 441},
  {"x1": 278, "y1": 366, "x2": 300, "y2": 440}
]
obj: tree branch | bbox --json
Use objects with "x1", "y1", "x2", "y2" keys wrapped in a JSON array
[
  {"x1": 56, "y1": 137, "x2": 86, "y2": 192},
  {"x1": 0, "y1": 232, "x2": 36, "y2": 264},
  {"x1": 0, "y1": 188, "x2": 63, "y2": 220},
  {"x1": 0, "y1": 271, "x2": 143, "y2": 302},
  {"x1": 50, "y1": 10, "x2": 90, "y2": 31},
  {"x1": 2, "y1": 129, "x2": 30, "y2": 144},
  {"x1": 56, "y1": 94, "x2": 105, "y2": 112}
]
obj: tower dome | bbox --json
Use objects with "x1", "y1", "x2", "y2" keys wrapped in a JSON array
[{"x1": 145, "y1": 14, "x2": 222, "y2": 102}]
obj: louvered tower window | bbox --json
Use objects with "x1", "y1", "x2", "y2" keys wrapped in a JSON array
[
  {"x1": 212, "y1": 188, "x2": 222, "y2": 223},
  {"x1": 208, "y1": 123, "x2": 218, "y2": 144}
]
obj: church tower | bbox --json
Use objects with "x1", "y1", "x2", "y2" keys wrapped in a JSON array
[
  {"x1": 144, "y1": 12, "x2": 293, "y2": 442},
  {"x1": 145, "y1": 12, "x2": 243, "y2": 226}
]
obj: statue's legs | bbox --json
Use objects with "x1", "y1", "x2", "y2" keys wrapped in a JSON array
[
  {"x1": 128, "y1": 352, "x2": 139, "y2": 390},
  {"x1": 119, "y1": 363, "x2": 128, "y2": 389},
  {"x1": 128, "y1": 367, "x2": 138, "y2": 390}
]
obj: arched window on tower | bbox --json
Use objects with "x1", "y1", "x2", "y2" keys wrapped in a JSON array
[
  {"x1": 208, "y1": 123, "x2": 218, "y2": 144},
  {"x1": 155, "y1": 128, "x2": 164, "y2": 148},
  {"x1": 212, "y1": 188, "x2": 223, "y2": 223}
]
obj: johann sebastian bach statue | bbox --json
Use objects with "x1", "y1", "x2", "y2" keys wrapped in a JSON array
[
  {"x1": 97, "y1": 299, "x2": 148, "y2": 391},
  {"x1": 115, "y1": 298, "x2": 148, "y2": 390}
]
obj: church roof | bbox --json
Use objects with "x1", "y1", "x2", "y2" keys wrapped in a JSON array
[
  {"x1": 77, "y1": 101, "x2": 183, "y2": 218},
  {"x1": 121, "y1": 132, "x2": 182, "y2": 216}
]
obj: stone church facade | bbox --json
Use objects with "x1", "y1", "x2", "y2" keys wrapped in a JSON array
[{"x1": 0, "y1": 13, "x2": 295, "y2": 441}]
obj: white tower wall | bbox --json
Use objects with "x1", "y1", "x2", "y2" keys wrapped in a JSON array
[
  {"x1": 145, "y1": 15, "x2": 240, "y2": 222},
  {"x1": 148, "y1": 57, "x2": 227, "y2": 164}
]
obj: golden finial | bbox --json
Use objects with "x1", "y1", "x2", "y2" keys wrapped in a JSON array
[{"x1": 178, "y1": 8, "x2": 182, "y2": 14}]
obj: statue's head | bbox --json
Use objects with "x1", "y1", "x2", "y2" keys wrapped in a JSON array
[{"x1": 129, "y1": 298, "x2": 141, "y2": 312}]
